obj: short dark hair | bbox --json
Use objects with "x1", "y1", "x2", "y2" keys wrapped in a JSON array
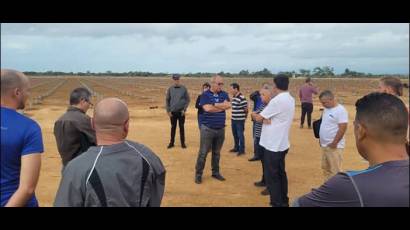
[
  {"x1": 202, "y1": 82, "x2": 210, "y2": 89},
  {"x1": 230, "y1": 83, "x2": 240, "y2": 91},
  {"x1": 319, "y1": 90, "x2": 334, "y2": 99},
  {"x1": 70, "y1": 87, "x2": 92, "y2": 105},
  {"x1": 380, "y1": 77, "x2": 407, "y2": 96},
  {"x1": 355, "y1": 92, "x2": 408, "y2": 143},
  {"x1": 305, "y1": 77, "x2": 311, "y2": 83},
  {"x1": 273, "y1": 74, "x2": 289, "y2": 90}
]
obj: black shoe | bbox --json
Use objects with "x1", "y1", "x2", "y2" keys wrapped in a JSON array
[
  {"x1": 212, "y1": 174, "x2": 226, "y2": 181},
  {"x1": 254, "y1": 181, "x2": 266, "y2": 187},
  {"x1": 237, "y1": 152, "x2": 245, "y2": 156},
  {"x1": 229, "y1": 149, "x2": 238, "y2": 153},
  {"x1": 181, "y1": 143, "x2": 187, "y2": 148},
  {"x1": 167, "y1": 144, "x2": 174, "y2": 149},
  {"x1": 307, "y1": 126, "x2": 312, "y2": 129},
  {"x1": 261, "y1": 188, "x2": 270, "y2": 196},
  {"x1": 195, "y1": 176, "x2": 202, "y2": 184},
  {"x1": 248, "y1": 157, "x2": 260, "y2": 161}
]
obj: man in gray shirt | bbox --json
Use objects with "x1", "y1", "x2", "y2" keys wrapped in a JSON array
[
  {"x1": 165, "y1": 74, "x2": 190, "y2": 149},
  {"x1": 54, "y1": 98, "x2": 166, "y2": 207},
  {"x1": 293, "y1": 93, "x2": 409, "y2": 207}
]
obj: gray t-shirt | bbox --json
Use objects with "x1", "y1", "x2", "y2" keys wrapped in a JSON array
[
  {"x1": 294, "y1": 160, "x2": 409, "y2": 207},
  {"x1": 54, "y1": 140, "x2": 166, "y2": 207}
]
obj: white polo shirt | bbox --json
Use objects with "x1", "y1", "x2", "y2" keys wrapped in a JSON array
[
  {"x1": 259, "y1": 92, "x2": 295, "y2": 152},
  {"x1": 319, "y1": 104, "x2": 348, "y2": 149}
]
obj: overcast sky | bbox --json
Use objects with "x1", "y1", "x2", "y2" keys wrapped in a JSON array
[{"x1": 1, "y1": 23, "x2": 409, "y2": 74}]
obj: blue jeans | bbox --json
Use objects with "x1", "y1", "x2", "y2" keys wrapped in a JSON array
[{"x1": 231, "y1": 120, "x2": 245, "y2": 153}]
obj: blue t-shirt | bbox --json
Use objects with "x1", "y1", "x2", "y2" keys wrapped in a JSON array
[
  {"x1": 1, "y1": 107, "x2": 44, "y2": 207},
  {"x1": 200, "y1": 90, "x2": 230, "y2": 129}
]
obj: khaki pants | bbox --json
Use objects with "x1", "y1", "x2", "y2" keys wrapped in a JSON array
[{"x1": 321, "y1": 147, "x2": 343, "y2": 182}]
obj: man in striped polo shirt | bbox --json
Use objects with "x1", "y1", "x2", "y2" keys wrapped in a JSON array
[{"x1": 229, "y1": 83, "x2": 248, "y2": 156}]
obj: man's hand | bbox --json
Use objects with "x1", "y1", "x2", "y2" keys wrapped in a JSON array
[
  {"x1": 262, "y1": 119, "x2": 271, "y2": 125},
  {"x1": 167, "y1": 112, "x2": 172, "y2": 117},
  {"x1": 327, "y1": 142, "x2": 338, "y2": 149}
]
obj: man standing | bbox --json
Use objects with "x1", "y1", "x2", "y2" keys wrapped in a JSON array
[
  {"x1": 318, "y1": 90, "x2": 348, "y2": 181},
  {"x1": 165, "y1": 74, "x2": 190, "y2": 149},
  {"x1": 249, "y1": 83, "x2": 270, "y2": 161},
  {"x1": 54, "y1": 87, "x2": 96, "y2": 171},
  {"x1": 299, "y1": 77, "x2": 318, "y2": 129},
  {"x1": 54, "y1": 98, "x2": 166, "y2": 207},
  {"x1": 253, "y1": 75, "x2": 295, "y2": 207},
  {"x1": 195, "y1": 75, "x2": 231, "y2": 184},
  {"x1": 1, "y1": 69, "x2": 43, "y2": 207},
  {"x1": 229, "y1": 83, "x2": 248, "y2": 156},
  {"x1": 293, "y1": 93, "x2": 409, "y2": 207}
]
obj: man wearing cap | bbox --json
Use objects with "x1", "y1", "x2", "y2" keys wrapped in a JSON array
[{"x1": 165, "y1": 74, "x2": 190, "y2": 149}]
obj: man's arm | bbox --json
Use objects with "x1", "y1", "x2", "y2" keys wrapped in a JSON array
[
  {"x1": 203, "y1": 104, "x2": 224, "y2": 113},
  {"x1": 328, "y1": 123, "x2": 348, "y2": 149},
  {"x1": 251, "y1": 112, "x2": 271, "y2": 124},
  {"x1": 165, "y1": 88, "x2": 171, "y2": 112},
  {"x1": 214, "y1": 100, "x2": 231, "y2": 110},
  {"x1": 5, "y1": 154, "x2": 41, "y2": 207},
  {"x1": 54, "y1": 164, "x2": 85, "y2": 207},
  {"x1": 183, "y1": 88, "x2": 190, "y2": 112}
]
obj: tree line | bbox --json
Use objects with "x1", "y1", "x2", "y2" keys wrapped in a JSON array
[{"x1": 24, "y1": 67, "x2": 408, "y2": 79}]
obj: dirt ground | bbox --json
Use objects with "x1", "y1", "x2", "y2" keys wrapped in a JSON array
[{"x1": 24, "y1": 76, "x2": 408, "y2": 207}]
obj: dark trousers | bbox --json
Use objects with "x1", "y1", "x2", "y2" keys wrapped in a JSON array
[
  {"x1": 255, "y1": 139, "x2": 265, "y2": 182},
  {"x1": 263, "y1": 147, "x2": 289, "y2": 207},
  {"x1": 195, "y1": 125, "x2": 225, "y2": 177},
  {"x1": 170, "y1": 111, "x2": 185, "y2": 145},
  {"x1": 301, "y1": 102, "x2": 313, "y2": 127},
  {"x1": 231, "y1": 120, "x2": 245, "y2": 153}
]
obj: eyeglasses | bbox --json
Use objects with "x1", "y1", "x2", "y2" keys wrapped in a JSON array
[
  {"x1": 217, "y1": 83, "x2": 224, "y2": 86},
  {"x1": 84, "y1": 98, "x2": 93, "y2": 106}
]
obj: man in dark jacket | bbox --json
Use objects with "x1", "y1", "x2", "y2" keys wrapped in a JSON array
[
  {"x1": 165, "y1": 74, "x2": 190, "y2": 149},
  {"x1": 54, "y1": 87, "x2": 96, "y2": 171}
]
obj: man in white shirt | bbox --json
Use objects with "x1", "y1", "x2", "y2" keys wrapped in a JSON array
[
  {"x1": 252, "y1": 75, "x2": 295, "y2": 207},
  {"x1": 318, "y1": 90, "x2": 348, "y2": 182}
]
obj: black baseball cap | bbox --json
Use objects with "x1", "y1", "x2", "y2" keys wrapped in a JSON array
[{"x1": 172, "y1": 74, "x2": 180, "y2": 80}]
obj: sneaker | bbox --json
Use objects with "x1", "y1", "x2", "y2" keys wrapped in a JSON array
[
  {"x1": 167, "y1": 143, "x2": 174, "y2": 149},
  {"x1": 261, "y1": 188, "x2": 269, "y2": 196},
  {"x1": 254, "y1": 181, "x2": 266, "y2": 187},
  {"x1": 195, "y1": 176, "x2": 202, "y2": 184},
  {"x1": 212, "y1": 174, "x2": 226, "y2": 181},
  {"x1": 248, "y1": 157, "x2": 260, "y2": 162}
]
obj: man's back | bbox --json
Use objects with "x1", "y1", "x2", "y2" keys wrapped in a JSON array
[
  {"x1": 299, "y1": 84, "x2": 317, "y2": 103},
  {"x1": 296, "y1": 160, "x2": 409, "y2": 207},
  {"x1": 54, "y1": 106, "x2": 96, "y2": 166},
  {"x1": 54, "y1": 140, "x2": 166, "y2": 207},
  {"x1": 1, "y1": 107, "x2": 44, "y2": 206}
]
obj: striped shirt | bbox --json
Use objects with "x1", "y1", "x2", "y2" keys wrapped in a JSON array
[
  {"x1": 231, "y1": 93, "x2": 248, "y2": 121},
  {"x1": 254, "y1": 104, "x2": 266, "y2": 138}
]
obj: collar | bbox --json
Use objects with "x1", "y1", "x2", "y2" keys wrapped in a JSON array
[{"x1": 67, "y1": 106, "x2": 85, "y2": 114}]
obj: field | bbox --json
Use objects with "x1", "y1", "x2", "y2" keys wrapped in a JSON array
[{"x1": 24, "y1": 76, "x2": 409, "y2": 207}]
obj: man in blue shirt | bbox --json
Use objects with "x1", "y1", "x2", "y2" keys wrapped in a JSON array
[
  {"x1": 195, "y1": 75, "x2": 231, "y2": 184},
  {"x1": 1, "y1": 69, "x2": 44, "y2": 207},
  {"x1": 293, "y1": 93, "x2": 409, "y2": 207}
]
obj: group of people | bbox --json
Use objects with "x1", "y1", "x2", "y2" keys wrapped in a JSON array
[{"x1": 1, "y1": 68, "x2": 408, "y2": 207}]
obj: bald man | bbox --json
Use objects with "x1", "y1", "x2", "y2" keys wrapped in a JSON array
[
  {"x1": 1, "y1": 69, "x2": 44, "y2": 207},
  {"x1": 195, "y1": 75, "x2": 231, "y2": 184},
  {"x1": 54, "y1": 98, "x2": 166, "y2": 207}
]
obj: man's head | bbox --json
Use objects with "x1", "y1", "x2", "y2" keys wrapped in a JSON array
[
  {"x1": 69, "y1": 87, "x2": 93, "y2": 113},
  {"x1": 0, "y1": 69, "x2": 31, "y2": 110},
  {"x1": 272, "y1": 74, "x2": 289, "y2": 95},
  {"x1": 260, "y1": 88, "x2": 273, "y2": 104},
  {"x1": 210, "y1": 75, "x2": 224, "y2": 93},
  {"x1": 229, "y1": 83, "x2": 240, "y2": 96},
  {"x1": 172, "y1": 74, "x2": 181, "y2": 86},
  {"x1": 305, "y1": 77, "x2": 312, "y2": 84},
  {"x1": 354, "y1": 93, "x2": 409, "y2": 160},
  {"x1": 378, "y1": 77, "x2": 405, "y2": 97},
  {"x1": 319, "y1": 90, "x2": 336, "y2": 108},
  {"x1": 202, "y1": 82, "x2": 210, "y2": 92},
  {"x1": 92, "y1": 98, "x2": 130, "y2": 141}
]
